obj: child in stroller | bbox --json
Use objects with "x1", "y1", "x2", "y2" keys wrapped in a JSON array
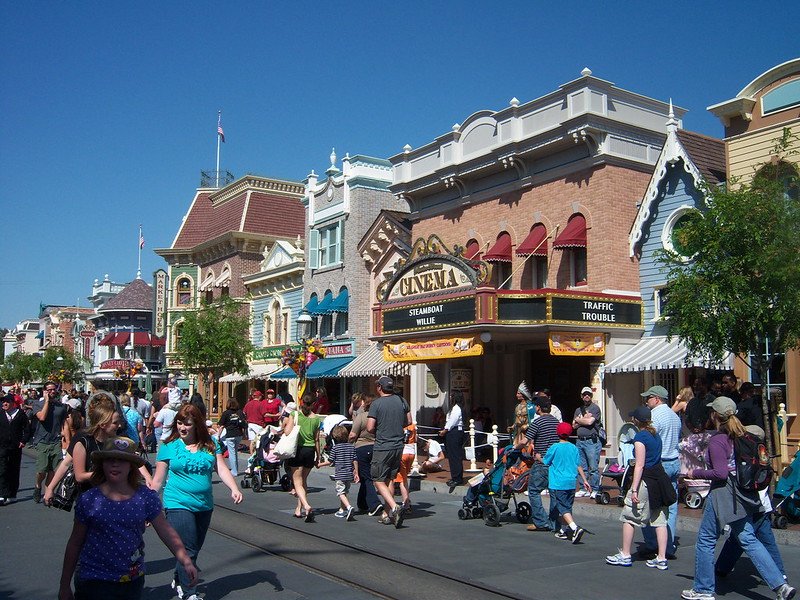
[
  {"x1": 457, "y1": 443, "x2": 533, "y2": 526},
  {"x1": 598, "y1": 423, "x2": 637, "y2": 506},
  {"x1": 678, "y1": 431, "x2": 713, "y2": 509},
  {"x1": 241, "y1": 426, "x2": 291, "y2": 493}
]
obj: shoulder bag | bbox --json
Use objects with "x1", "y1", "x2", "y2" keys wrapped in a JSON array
[{"x1": 273, "y1": 411, "x2": 300, "y2": 460}]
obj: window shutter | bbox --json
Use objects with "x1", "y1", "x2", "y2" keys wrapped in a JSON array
[
  {"x1": 338, "y1": 219, "x2": 345, "y2": 264},
  {"x1": 309, "y1": 229, "x2": 319, "y2": 269}
]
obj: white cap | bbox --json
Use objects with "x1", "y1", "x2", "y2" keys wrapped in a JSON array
[{"x1": 581, "y1": 386, "x2": 593, "y2": 395}]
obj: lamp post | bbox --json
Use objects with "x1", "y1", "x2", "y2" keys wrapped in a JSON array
[{"x1": 294, "y1": 309, "x2": 313, "y2": 398}]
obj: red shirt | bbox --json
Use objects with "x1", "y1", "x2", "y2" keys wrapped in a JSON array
[
  {"x1": 262, "y1": 397, "x2": 283, "y2": 425},
  {"x1": 243, "y1": 398, "x2": 268, "y2": 427}
]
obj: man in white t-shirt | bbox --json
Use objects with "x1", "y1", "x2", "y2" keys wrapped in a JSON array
[{"x1": 419, "y1": 438, "x2": 445, "y2": 473}]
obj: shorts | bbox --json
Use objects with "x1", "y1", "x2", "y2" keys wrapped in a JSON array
[
  {"x1": 371, "y1": 448, "x2": 403, "y2": 482},
  {"x1": 35, "y1": 442, "x2": 62, "y2": 473},
  {"x1": 393, "y1": 453, "x2": 415, "y2": 483},
  {"x1": 619, "y1": 483, "x2": 668, "y2": 528},
  {"x1": 334, "y1": 480, "x2": 352, "y2": 495},
  {"x1": 286, "y1": 445, "x2": 316, "y2": 469},
  {"x1": 248, "y1": 423, "x2": 266, "y2": 441},
  {"x1": 549, "y1": 489, "x2": 576, "y2": 516}
]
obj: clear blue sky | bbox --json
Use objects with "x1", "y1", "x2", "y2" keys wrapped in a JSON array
[{"x1": 2, "y1": 1, "x2": 798, "y2": 328}]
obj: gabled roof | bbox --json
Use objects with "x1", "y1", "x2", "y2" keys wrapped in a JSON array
[
  {"x1": 629, "y1": 105, "x2": 725, "y2": 256},
  {"x1": 102, "y1": 278, "x2": 153, "y2": 311},
  {"x1": 171, "y1": 176, "x2": 305, "y2": 250}
]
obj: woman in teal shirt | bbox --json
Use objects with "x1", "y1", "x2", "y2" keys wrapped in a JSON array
[
  {"x1": 152, "y1": 404, "x2": 242, "y2": 600},
  {"x1": 284, "y1": 394, "x2": 321, "y2": 522}
]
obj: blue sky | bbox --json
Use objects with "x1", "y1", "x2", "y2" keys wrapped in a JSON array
[{"x1": 1, "y1": 1, "x2": 798, "y2": 328}]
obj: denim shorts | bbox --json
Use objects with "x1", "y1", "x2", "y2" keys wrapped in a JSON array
[{"x1": 549, "y1": 489, "x2": 576, "y2": 516}]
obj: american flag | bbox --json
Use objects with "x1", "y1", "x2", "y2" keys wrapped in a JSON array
[
  {"x1": 217, "y1": 113, "x2": 225, "y2": 143},
  {"x1": 139, "y1": 234, "x2": 145, "y2": 249}
]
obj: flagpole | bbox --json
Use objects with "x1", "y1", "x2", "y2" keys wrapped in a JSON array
[
  {"x1": 216, "y1": 110, "x2": 221, "y2": 188},
  {"x1": 137, "y1": 224, "x2": 143, "y2": 280}
]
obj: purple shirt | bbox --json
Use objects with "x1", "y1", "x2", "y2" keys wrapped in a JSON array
[
  {"x1": 75, "y1": 485, "x2": 162, "y2": 582},
  {"x1": 692, "y1": 432, "x2": 734, "y2": 482}
]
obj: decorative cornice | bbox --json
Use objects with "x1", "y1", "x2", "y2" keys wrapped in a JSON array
[{"x1": 210, "y1": 175, "x2": 304, "y2": 206}]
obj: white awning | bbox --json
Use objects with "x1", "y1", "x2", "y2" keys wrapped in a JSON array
[
  {"x1": 218, "y1": 364, "x2": 279, "y2": 383},
  {"x1": 339, "y1": 343, "x2": 411, "y2": 378},
  {"x1": 603, "y1": 336, "x2": 733, "y2": 374}
]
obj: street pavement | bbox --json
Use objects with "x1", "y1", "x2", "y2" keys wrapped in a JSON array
[{"x1": 2, "y1": 452, "x2": 798, "y2": 600}]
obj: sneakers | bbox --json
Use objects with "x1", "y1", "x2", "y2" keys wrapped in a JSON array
[
  {"x1": 391, "y1": 504, "x2": 405, "y2": 529},
  {"x1": 345, "y1": 506, "x2": 355, "y2": 521},
  {"x1": 605, "y1": 551, "x2": 632, "y2": 567},
  {"x1": 335, "y1": 509, "x2": 347, "y2": 518},
  {"x1": 575, "y1": 489, "x2": 589, "y2": 498},
  {"x1": 368, "y1": 504, "x2": 384, "y2": 517},
  {"x1": 33, "y1": 487, "x2": 41, "y2": 504},
  {"x1": 645, "y1": 558, "x2": 668, "y2": 571},
  {"x1": 589, "y1": 491, "x2": 597, "y2": 499},
  {"x1": 526, "y1": 524, "x2": 551, "y2": 532},
  {"x1": 184, "y1": 595, "x2": 201, "y2": 600},
  {"x1": 171, "y1": 577, "x2": 184, "y2": 599},
  {"x1": 776, "y1": 584, "x2": 796, "y2": 600},
  {"x1": 540, "y1": 489, "x2": 549, "y2": 496},
  {"x1": 377, "y1": 514, "x2": 392, "y2": 525},
  {"x1": 554, "y1": 530, "x2": 571, "y2": 540},
  {"x1": 571, "y1": 527, "x2": 586, "y2": 544},
  {"x1": 681, "y1": 590, "x2": 715, "y2": 600}
]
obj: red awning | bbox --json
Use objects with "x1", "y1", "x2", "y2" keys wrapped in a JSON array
[
  {"x1": 516, "y1": 224, "x2": 548, "y2": 256},
  {"x1": 483, "y1": 233, "x2": 512, "y2": 262},
  {"x1": 98, "y1": 332, "x2": 116, "y2": 346},
  {"x1": 113, "y1": 332, "x2": 130, "y2": 347},
  {"x1": 553, "y1": 214, "x2": 587, "y2": 248},
  {"x1": 150, "y1": 336, "x2": 166, "y2": 347},
  {"x1": 465, "y1": 239, "x2": 482, "y2": 260},
  {"x1": 133, "y1": 332, "x2": 151, "y2": 346}
]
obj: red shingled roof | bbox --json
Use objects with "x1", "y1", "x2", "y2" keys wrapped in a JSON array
[
  {"x1": 676, "y1": 130, "x2": 726, "y2": 186},
  {"x1": 172, "y1": 186, "x2": 305, "y2": 250}
]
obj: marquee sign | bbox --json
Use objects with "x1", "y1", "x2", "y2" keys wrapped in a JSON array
[
  {"x1": 387, "y1": 261, "x2": 474, "y2": 301},
  {"x1": 550, "y1": 295, "x2": 642, "y2": 327},
  {"x1": 154, "y1": 269, "x2": 168, "y2": 338},
  {"x1": 382, "y1": 297, "x2": 477, "y2": 334}
]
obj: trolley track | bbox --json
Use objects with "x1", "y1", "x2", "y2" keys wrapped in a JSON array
[{"x1": 210, "y1": 503, "x2": 526, "y2": 600}]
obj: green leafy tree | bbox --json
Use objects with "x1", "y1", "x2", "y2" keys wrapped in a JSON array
[
  {"x1": 0, "y1": 351, "x2": 40, "y2": 384},
  {"x1": 174, "y1": 296, "x2": 252, "y2": 401},
  {"x1": 36, "y1": 347, "x2": 85, "y2": 384},
  {"x1": 658, "y1": 128, "x2": 800, "y2": 458}
]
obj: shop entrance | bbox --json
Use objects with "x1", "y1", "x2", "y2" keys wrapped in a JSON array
[{"x1": 526, "y1": 350, "x2": 593, "y2": 421}]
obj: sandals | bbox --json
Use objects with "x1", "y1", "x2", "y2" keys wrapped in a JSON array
[{"x1": 304, "y1": 509, "x2": 315, "y2": 523}]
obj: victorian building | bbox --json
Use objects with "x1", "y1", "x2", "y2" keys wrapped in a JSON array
[{"x1": 374, "y1": 68, "x2": 684, "y2": 443}]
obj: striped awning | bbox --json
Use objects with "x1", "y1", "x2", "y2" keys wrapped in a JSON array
[
  {"x1": 218, "y1": 364, "x2": 280, "y2": 383},
  {"x1": 603, "y1": 336, "x2": 733, "y2": 374},
  {"x1": 338, "y1": 343, "x2": 411, "y2": 378}
]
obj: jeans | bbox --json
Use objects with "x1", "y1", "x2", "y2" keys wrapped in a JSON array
[
  {"x1": 692, "y1": 495, "x2": 784, "y2": 593},
  {"x1": 576, "y1": 438, "x2": 601, "y2": 492},
  {"x1": 716, "y1": 511, "x2": 786, "y2": 577},
  {"x1": 165, "y1": 508, "x2": 213, "y2": 597},
  {"x1": 222, "y1": 436, "x2": 241, "y2": 476},
  {"x1": 355, "y1": 444, "x2": 381, "y2": 512},
  {"x1": 643, "y1": 457, "x2": 679, "y2": 555},
  {"x1": 527, "y1": 462, "x2": 550, "y2": 529}
]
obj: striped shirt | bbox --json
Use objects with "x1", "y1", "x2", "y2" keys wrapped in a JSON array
[
  {"x1": 525, "y1": 414, "x2": 560, "y2": 456},
  {"x1": 329, "y1": 442, "x2": 357, "y2": 482},
  {"x1": 651, "y1": 403, "x2": 681, "y2": 460}
]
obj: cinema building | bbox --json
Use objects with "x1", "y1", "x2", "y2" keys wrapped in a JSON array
[{"x1": 373, "y1": 69, "x2": 683, "y2": 441}]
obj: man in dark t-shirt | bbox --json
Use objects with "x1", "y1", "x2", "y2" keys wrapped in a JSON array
[
  {"x1": 367, "y1": 375, "x2": 410, "y2": 528},
  {"x1": 32, "y1": 382, "x2": 68, "y2": 502}
]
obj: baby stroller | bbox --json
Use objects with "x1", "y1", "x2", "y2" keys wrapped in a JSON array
[
  {"x1": 678, "y1": 431, "x2": 713, "y2": 509},
  {"x1": 457, "y1": 444, "x2": 532, "y2": 527},
  {"x1": 597, "y1": 423, "x2": 638, "y2": 506},
  {"x1": 320, "y1": 414, "x2": 351, "y2": 462},
  {"x1": 241, "y1": 426, "x2": 291, "y2": 493},
  {"x1": 772, "y1": 449, "x2": 800, "y2": 529}
]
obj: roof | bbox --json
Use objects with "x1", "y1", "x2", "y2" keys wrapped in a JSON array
[
  {"x1": 171, "y1": 176, "x2": 305, "y2": 250},
  {"x1": 102, "y1": 278, "x2": 153, "y2": 311},
  {"x1": 675, "y1": 130, "x2": 726, "y2": 186}
]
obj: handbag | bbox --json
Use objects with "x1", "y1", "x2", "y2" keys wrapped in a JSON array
[
  {"x1": 273, "y1": 412, "x2": 300, "y2": 460},
  {"x1": 51, "y1": 466, "x2": 78, "y2": 512}
]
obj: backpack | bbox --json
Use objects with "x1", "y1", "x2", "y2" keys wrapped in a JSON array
[{"x1": 733, "y1": 432, "x2": 773, "y2": 492}]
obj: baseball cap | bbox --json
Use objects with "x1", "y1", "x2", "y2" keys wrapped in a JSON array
[
  {"x1": 640, "y1": 385, "x2": 669, "y2": 400},
  {"x1": 251, "y1": 390, "x2": 263, "y2": 398},
  {"x1": 376, "y1": 375, "x2": 394, "y2": 391},
  {"x1": 265, "y1": 388, "x2": 276, "y2": 395},
  {"x1": 556, "y1": 422, "x2": 573, "y2": 438},
  {"x1": 91, "y1": 437, "x2": 145, "y2": 467},
  {"x1": 745, "y1": 425, "x2": 765, "y2": 440},
  {"x1": 580, "y1": 386, "x2": 593, "y2": 396},
  {"x1": 629, "y1": 405, "x2": 652, "y2": 422},
  {"x1": 707, "y1": 396, "x2": 737, "y2": 418},
  {"x1": 65, "y1": 398, "x2": 82, "y2": 410}
]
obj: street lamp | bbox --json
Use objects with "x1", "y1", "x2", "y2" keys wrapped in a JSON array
[{"x1": 296, "y1": 309, "x2": 312, "y2": 344}]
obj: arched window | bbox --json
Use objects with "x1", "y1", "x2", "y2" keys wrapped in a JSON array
[
  {"x1": 484, "y1": 232, "x2": 512, "y2": 289},
  {"x1": 271, "y1": 300, "x2": 283, "y2": 345},
  {"x1": 465, "y1": 238, "x2": 482, "y2": 260},
  {"x1": 553, "y1": 214, "x2": 587, "y2": 287},
  {"x1": 263, "y1": 314, "x2": 273, "y2": 346},
  {"x1": 176, "y1": 277, "x2": 193, "y2": 306}
]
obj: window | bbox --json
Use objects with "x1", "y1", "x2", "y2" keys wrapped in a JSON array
[
  {"x1": 320, "y1": 314, "x2": 333, "y2": 338},
  {"x1": 570, "y1": 248, "x2": 587, "y2": 286},
  {"x1": 755, "y1": 161, "x2": 799, "y2": 202},
  {"x1": 271, "y1": 301, "x2": 283, "y2": 345},
  {"x1": 205, "y1": 290, "x2": 214, "y2": 304},
  {"x1": 492, "y1": 262, "x2": 512, "y2": 289},
  {"x1": 761, "y1": 79, "x2": 800, "y2": 115},
  {"x1": 654, "y1": 286, "x2": 670, "y2": 321},
  {"x1": 176, "y1": 278, "x2": 193, "y2": 306},
  {"x1": 522, "y1": 257, "x2": 547, "y2": 289},
  {"x1": 263, "y1": 315, "x2": 272, "y2": 346},
  {"x1": 662, "y1": 207, "x2": 701, "y2": 259},
  {"x1": 220, "y1": 286, "x2": 229, "y2": 298},
  {"x1": 282, "y1": 310, "x2": 290, "y2": 344},
  {"x1": 748, "y1": 337, "x2": 787, "y2": 405},
  {"x1": 334, "y1": 311, "x2": 348, "y2": 336},
  {"x1": 309, "y1": 220, "x2": 345, "y2": 269},
  {"x1": 173, "y1": 322, "x2": 184, "y2": 351}
]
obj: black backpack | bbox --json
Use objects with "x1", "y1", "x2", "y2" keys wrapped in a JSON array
[{"x1": 733, "y1": 432, "x2": 773, "y2": 492}]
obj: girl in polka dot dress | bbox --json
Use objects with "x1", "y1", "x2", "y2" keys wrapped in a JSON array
[{"x1": 58, "y1": 437, "x2": 196, "y2": 600}]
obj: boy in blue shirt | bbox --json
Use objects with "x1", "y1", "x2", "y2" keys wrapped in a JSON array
[{"x1": 542, "y1": 422, "x2": 591, "y2": 544}]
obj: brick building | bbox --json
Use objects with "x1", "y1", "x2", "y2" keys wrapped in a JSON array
[{"x1": 374, "y1": 69, "x2": 683, "y2": 439}]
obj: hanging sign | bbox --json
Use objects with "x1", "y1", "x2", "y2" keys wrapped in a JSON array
[
  {"x1": 383, "y1": 336, "x2": 483, "y2": 362},
  {"x1": 548, "y1": 332, "x2": 605, "y2": 356}
]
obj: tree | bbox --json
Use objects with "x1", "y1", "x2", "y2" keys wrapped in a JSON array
[
  {"x1": 0, "y1": 351, "x2": 39, "y2": 384},
  {"x1": 0, "y1": 347, "x2": 85, "y2": 385},
  {"x1": 174, "y1": 297, "x2": 252, "y2": 402},
  {"x1": 658, "y1": 128, "x2": 800, "y2": 458}
]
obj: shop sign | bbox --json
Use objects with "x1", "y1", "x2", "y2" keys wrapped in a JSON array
[
  {"x1": 252, "y1": 345, "x2": 299, "y2": 361},
  {"x1": 383, "y1": 336, "x2": 483, "y2": 362},
  {"x1": 549, "y1": 332, "x2": 605, "y2": 356},
  {"x1": 386, "y1": 260, "x2": 474, "y2": 301},
  {"x1": 100, "y1": 359, "x2": 132, "y2": 370},
  {"x1": 325, "y1": 342, "x2": 354, "y2": 357},
  {"x1": 382, "y1": 297, "x2": 476, "y2": 334},
  {"x1": 80, "y1": 330, "x2": 96, "y2": 339},
  {"x1": 550, "y1": 296, "x2": 642, "y2": 327},
  {"x1": 450, "y1": 368, "x2": 472, "y2": 407},
  {"x1": 154, "y1": 270, "x2": 167, "y2": 337}
]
